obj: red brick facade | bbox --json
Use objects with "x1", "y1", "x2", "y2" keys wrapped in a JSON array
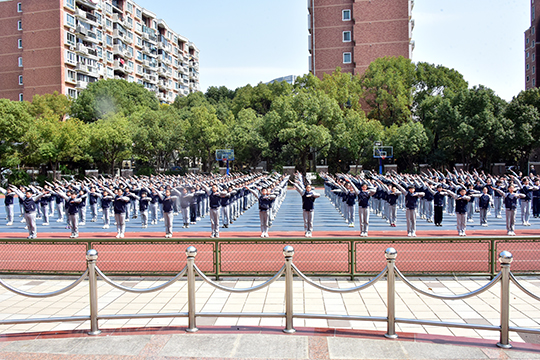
[
  {"x1": 308, "y1": 0, "x2": 413, "y2": 78},
  {"x1": 525, "y1": 0, "x2": 540, "y2": 89},
  {"x1": 0, "y1": 0, "x2": 200, "y2": 103}
]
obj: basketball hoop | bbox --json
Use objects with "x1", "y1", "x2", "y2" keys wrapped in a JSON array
[{"x1": 381, "y1": 155, "x2": 386, "y2": 160}]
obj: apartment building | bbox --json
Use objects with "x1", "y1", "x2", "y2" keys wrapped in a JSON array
[
  {"x1": 0, "y1": 0, "x2": 200, "y2": 104},
  {"x1": 525, "y1": 0, "x2": 540, "y2": 89},
  {"x1": 308, "y1": 0, "x2": 414, "y2": 78}
]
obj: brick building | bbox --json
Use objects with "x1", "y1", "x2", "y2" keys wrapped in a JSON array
[
  {"x1": 0, "y1": 0, "x2": 200, "y2": 104},
  {"x1": 308, "y1": 0, "x2": 414, "y2": 78},
  {"x1": 525, "y1": 0, "x2": 540, "y2": 89}
]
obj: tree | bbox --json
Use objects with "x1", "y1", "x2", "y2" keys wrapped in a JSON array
[
  {"x1": 231, "y1": 81, "x2": 293, "y2": 116},
  {"x1": 505, "y1": 89, "x2": 540, "y2": 168},
  {"x1": 130, "y1": 107, "x2": 187, "y2": 170},
  {"x1": 28, "y1": 92, "x2": 72, "y2": 122},
  {"x1": 71, "y1": 79, "x2": 160, "y2": 122},
  {"x1": 229, "y1": 108, "x2": 268, "y2": 169},
  {"x1": 87, "y1": 114, "x2": 133, "y2": 174},
  {"x1": 414, "y1": 62, "x2": 468, "y2": 111},
  {"x1": 185, "y1": 106, "x2": 227, "y2": 172},
  {"x1": 333, "y1": 109, "x2": 384, "y2": 169},
  {"x1": 0, "y1": 99, "x2": 33, "y2": 171},
  {"x1": 319, "y1": 68, "x2": 364, "y2": 111},
  {"x1": 361, "y1": 56, "x2": 416, "y2": 127},
  {"x1": 25, "y1": 116, "x2": 88, "y2": 177},
  {"x1": 385, "y1": 122, "x2": 429, "y2": 171},
  {"x1": 264, "y1": 90, "x2": 343, "y2": 174}
]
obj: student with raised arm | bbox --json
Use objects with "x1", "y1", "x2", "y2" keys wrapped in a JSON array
[
  {"x1": 292, "y1": 176, "x2": 321, "y2": 238},
  {"x1": 356, "y1": 179, "x2": 377, "y2": 237},
  {"x1": 445, "y1": 187, "x2": 472, "y2": 236},
  {"x1": 478, "y1": 186, "x2": 493, "y2": 227},
  {"x1": 0, "y1": 186, "x2": 16, "y2": 226},
  {"x1": 394, "y1": 181, "x2": 425, "y2": 237},
  {"x1": 492, "y1": 183, "x2": 526, "y2": 236},
  {"x1": 103, "y1": 187, "x2": 131, "y2": 238},
  {"x1": 154, "y1": 186, "x2": 182, "y2": 238},
  {"x1": 10, "y1": 186, "x2": 46, "y2": 239},
  {"x1": 516, "y1": 176, "x2": 539, "y2": 226},
  {"x1": 55, "y1": 189, "x2": 82, "y2": 238},
  {"x1": 201, "y1": 183, "x2": 226, "y2": 238},
  {"x1": 246, "y1": 185, "x2": 276, "y2": 238}
]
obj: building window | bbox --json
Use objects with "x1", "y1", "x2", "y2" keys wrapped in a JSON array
[
  {"x1": 534, "y1": 27, "x2": 536, "y2": 35},
  {"x1": 528, "y1": 64, "x2": 530, "y2": 70},
  {"x1": 65, "y1": 50, "x2": 77, "y2": 64},
  {"x1": 67, "y1": 88, "x2": 78, "y2": 99},
  {"x1": 97, "y1": 29, "x2": 103, "y2": 42},
  {"x1": 106, "y1": 50, "x2": 113, "y2": 62},
  {"x1": 527, "y1": 38, "x2": 530, "y2": 45},
  {"x1": 528, "y1": 76, "x2": 531, "y2": 82},
  {"x1": 18, "y1": 39, "x2": 22, "y2": 49},
  {"x1": 19, "y1": 93, "x2": 23, "y2": 101},
  {"x1": 534, "y1": 79, "x2": 536, "y2": 87},
  {"x1": 66, "y1": 32, "x2": 76, "y2": 46},
  {"x1": 135, "y1": 8, "x2": 142, "y2": 19},
  {"x1": 534, "y1": 66, "x2": 536, "y2": 74},
  {"x1": 107, "y1": 67, "x2": 114, "y2": 78},
  {"x1": 106, "y1": 35, "x2": 112, "y2": 46},
  {"x1": 343, "y1": 52, "x2": 352, "y2": 64},
  {"x1": 66, "y1": 13, "x2": 75, "y2": 27},
  {"x1": 18, "y1": 75, "x2": 23, "y2": 85},
  {"x1": 67, "y1": 69, "x2": 76, "y2": 82},
  {"x1": 65, "y1": 0, "x2": 74, "y2": 10},
  {"x1": 17, "y1": 2, "x2": 22, "y2": 12},
  {"x1": 18, "y1": 57, "x2": 22, "y2": 67},
  {"x1": 342, "y1": 9, "x2": 351, "y2": 21},
  {"x1": 534, "y1": 40, "x2": 537, "y2": 48},
  {"x1": 17, "y1": 20, "x2": 22, "y2": 30},
  {"x1": 343, "y1": 31, "x2": 351, "y2": 42},
  {"x1": 534, "y1": 53, "x2": 536, "y2": 61}
]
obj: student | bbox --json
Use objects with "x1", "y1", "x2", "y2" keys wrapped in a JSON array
[
  {"x1": 201, "y1": 183, "x2": 226, "y2": 238},
  {"x1": 516, "y1": 177, "x2": 539, "y2": 226},
  {"x1": 220, "y1": 187, "x2": 232, "y2": 228},
  {"x1": 134, "y1": 190, "x2": 151, "y2": 228},
  {"x1": 433, "y1": 185, "x2": 447, "y2": 227},
  {"x1": 39, "y1": 188, "x2": 52, "y2": 226},
  {"x1": 533, "y1": 178, "x2": 540, "y2": 218},
  {"x1": 149, "y1": 188, "x2": 160, "y2": 225},
  {"x1": 492, "y1": 179, "x2": 504, "y2": 219},
  {"x1": 88, "y1": 187, "x2": 100, "y2": 222},
  {"x1": 478, "y1": 186, "x2": 493, "y2": 227},
  {"x1": 56, "y1": 190, "x2": 82, "y2": 238},
  {"x1": 492, "y1": 184, "x2": 526, "y2": 236},
  {"x1": 293, "y1": 181, "x2": 321, "y2": 237},
  {"x1": 10, "y1": 186, "x2": 45, "y2": 239},
  {"x1": 178, "y1": 187, "x2": 194, "y2": 228},
  {"x1": 246, "y1": 186, "x2": 276, "y2": 237},
  {"x1": 154, "y1": 187, "x2": 181, "y2": 238},
  {"x1": 100, "y1": 188, "x2": 114, "y2": 229},
  {"x1": 54, "y1": 189, "x2": 65, "y2": 223},
  {"x1": 104, "y1": 188, "x2": 131, "y2": 238},
  {"x1": 0, "y1": 186, "x2": 16, "y2": 226},
  {"x1": 77, "y1": 189, "x2": 88, "y2": 226},
  {"x1": 446, "y1": 187, "x2": 472, "y2": 236},
  {"x1": 395, "y1": 183, "x2": 425, "y2": 237},
  {"x1": 356, "y1": 181, "x2": 377, "y2": 237}
]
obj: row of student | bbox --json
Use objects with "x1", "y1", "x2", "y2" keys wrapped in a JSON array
[
  {"x1": 0, "y1": 172, "x2": 289, "y2": 239},
  {"x1": 321, "y1": 168, "x2": 540, "y2": 237}
]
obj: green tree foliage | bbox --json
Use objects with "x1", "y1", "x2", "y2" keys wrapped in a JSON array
[
  {"x1": 87, "y1": 114, "x2": 133, "y2": 173},
  {"x1": 505, "y1": 88, "x2": 540, "y2": 167},
  {"x1": 362, "y1": 56, "x2": 416, "y2": 126},
  {"x1": 414, "y1": 62, "x2": 468, "y2": 110},
  {"x1": 228, "y1": 108, "x2": 268, "y2": 169},
  {"x1": 385, "y1": 122, "x2": 429, "y2": 171},
  {"x1": 231, "y1": 81, "x2": 293, "y2": 116},
  {"x1": 28, "y1": 92, "x2": 72, "y2": 121},
  {"x1": 130, "y1": 107, "x2": 187, "y2": 170},
  {"x1": 0, "y1": 99, "x2": 33, "y2": 171},
  {"x1": 71, "y1": 79, "x2": 160, "y2": 122}
]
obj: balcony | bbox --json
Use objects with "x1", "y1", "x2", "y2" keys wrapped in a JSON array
[
  {"x1": 114, "y1": 60, "x2": 129, "y2": 73},
  {"x1": 76, "y1": 8, "x2": 98, "y2": 26},
  {"x1": 143, "y1": 73, "x2": 157, "y2": 83},
  {"x1": 76, "y1": 80, "x2": 88, "y2": 89},
  {"x1": 76, "y1": 43, "x2": 89, "y2": 55},
  {"x1": 113, "y1": 29, "x2": 126, "y2": 41},
  {"x1": 113, "y1": 45, "x2": 131, "y2": 58},
  {"x1": 75, "y1": 0, "x2": 97, "y2": 10},
  {"x1": 76, "y1": 26, "x2": 88, "y2": 36},
  {"x1": 66, "y1": 76, "x2": 77, "y2": 85},
  {"x1": 158, "y1": 67, "x2": 168, "y2": 76}
]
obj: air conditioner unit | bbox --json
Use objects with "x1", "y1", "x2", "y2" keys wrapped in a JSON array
[{"x1": 69, "y1": 45, "x2": 75, "y2": 50}]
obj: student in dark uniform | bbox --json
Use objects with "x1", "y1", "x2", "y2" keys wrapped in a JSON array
[
  {"x1": 246, "y1": 186, "x2": 276, "y2": 237},
  {"x1": 10, "y1": 186, "x2": 45, "y2": 239},
  {"x1": 0, "y1": 186, "x2": 16, "y2": 226},
  {"x1": 395, "y1": 183, "x2": 425, "y2": 237},
  {"x1": 56, "y1": 190, "x2": 82, "y2": 238},
  {"x1": 446, "y1": 187, "x2": 472, "y2": 236},
  {"x1": 433, "y1": 185, "x2": 448, "y2": 227},
  {"x1": 492, "y1": 184, "x2": 526, "y2": 236}
]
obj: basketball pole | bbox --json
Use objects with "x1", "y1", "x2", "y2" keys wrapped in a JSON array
[
  {"x1": 379, "y1": 157, "x2": 383, "y2": 175},
  {"x1": 226, "y1": 159, "x2": 230, "y2": 175}
]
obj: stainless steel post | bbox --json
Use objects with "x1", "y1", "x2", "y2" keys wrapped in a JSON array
[
  {"x1": 86, "y1": 249, "x2": 101, "y2": 336},
  {"x1": 186, "y1": 246, "x2": 198, "y2": 333},
  {"x1": 497, "y1": 251, "x2": 513, "y2": 349},
  {"x1": 385, "y1": 247, "x2": 398, "y2": 339},
  {"x1": 283, "y1": 245, "x2": 296, "y2": 334}
]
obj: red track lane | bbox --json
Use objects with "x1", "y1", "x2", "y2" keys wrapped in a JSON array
[{"x1": 1, "y1": 230, "x2": 540, "y2": 274}]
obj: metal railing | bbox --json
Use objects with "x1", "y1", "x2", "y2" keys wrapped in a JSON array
[
  {"x1": 0, "y1": 246, "x2": 538, "y2": 348},
  {"x1": 1, "y1": 236, "x2": 540, "y2": 277}
]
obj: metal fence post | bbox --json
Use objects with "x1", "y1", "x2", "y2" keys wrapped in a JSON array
[
  {"x1": 186, "y1": 246, "x2": 198, "y2": 333},
  {"x1": 283, "y1": 245, "x2": 296, "y2": 334},
  {"x1": 86, "y1": 249, "x2": 101, "y2": 336},
  {"x1": 497, "y1": 250, "x2": 513, "y2": 349},
  {"x1": 385, "y1": 247, "x2": 398, "y2": 339}
]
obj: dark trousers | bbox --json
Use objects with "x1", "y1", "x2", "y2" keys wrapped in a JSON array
[
  {"x1": 434, "y1": 206, "x2": 443, "y2": 225},
  {"x1": 533, "y1": 198, "x2": 540, "y2": 217},
  {"x1": 190, "y1": 203, "x2": 197, "y2": 222}
]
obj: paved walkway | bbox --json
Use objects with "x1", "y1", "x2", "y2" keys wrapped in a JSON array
[{"x1": 0, "y1": 274, "x2": 540, "y2": 358}]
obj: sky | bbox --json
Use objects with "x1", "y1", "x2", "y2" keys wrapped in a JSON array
[{"x1": 134, "y1": 0, "x2": 529, "y2": 101}]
